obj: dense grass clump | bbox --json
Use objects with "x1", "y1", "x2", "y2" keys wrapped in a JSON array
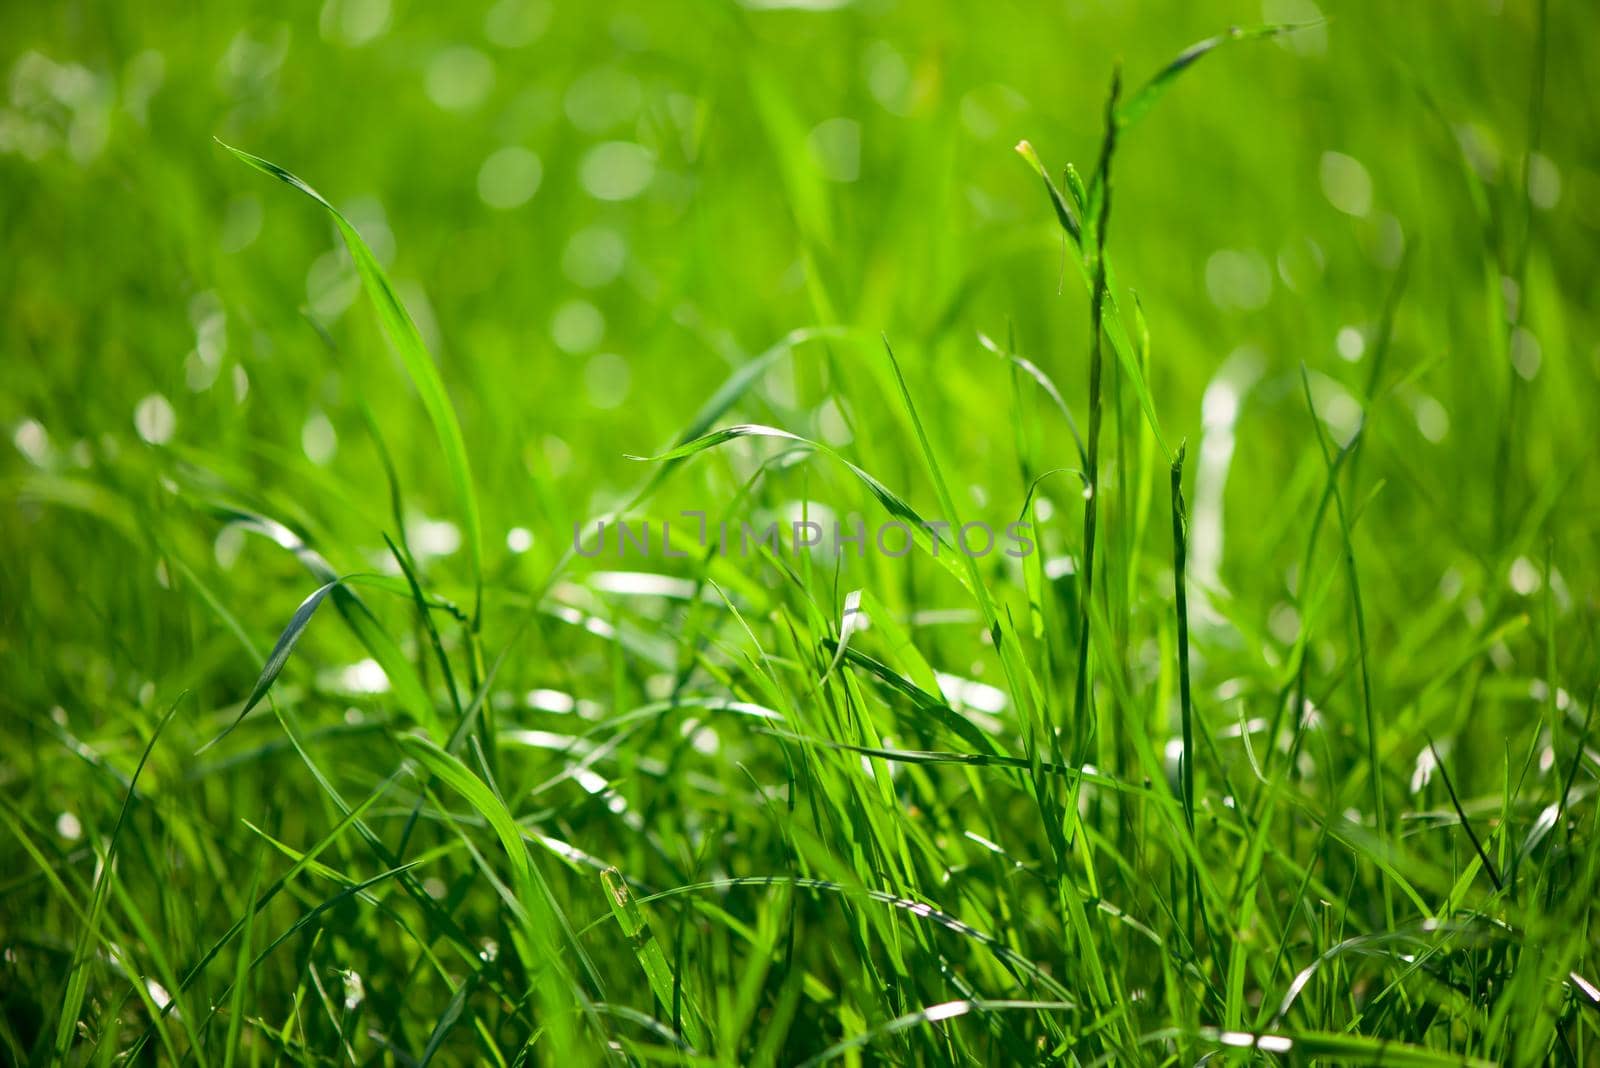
[{"x1": 3, "y1": 2, "x2": 1599, "y2": 1064}]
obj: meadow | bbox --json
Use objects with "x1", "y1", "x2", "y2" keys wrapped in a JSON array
[{"x1": 3, "y1": 1, "x2": 1599, "y2": 1064}]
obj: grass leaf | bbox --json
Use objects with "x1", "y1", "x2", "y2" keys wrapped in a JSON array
[
  {"x1": 218, "y1": 140, "x2": 484, "y2": 624},
  {"x1": 601, "y1": 866, "x2": 706, "y2": 1050}
]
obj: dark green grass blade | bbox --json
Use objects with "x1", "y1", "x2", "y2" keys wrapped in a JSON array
[
  {"x1": 1070, "y1": 65, "x2": 1121, "y2": 774},
  {"x1": 196, "y1": 571, "x2": 438, "y2": 752},
  {"x1": 615, "y1": 875, "x2": 1075, "y2": 1003},
  {"x1": 418, "y1": 972, "x2": 474, "y2": 1067},
  {"x1": 825, "y1": 643, "x2": 1005, "y2": 758},
  {"x1": 196, "y1": 582, "x2": 337, "y2": 754},
  {"x1": 759, "y1": 729, "x2": 1178, "y2": 806},
  {"x1": 1101, "y1": 1026, "x2": 1498, "y2": 1067},
  {"x1": 383, "y1": 531, "x2": 464, "y2": 721}
]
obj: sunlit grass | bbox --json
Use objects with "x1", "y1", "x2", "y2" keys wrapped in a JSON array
[{"x1": 3, "y1": 2, "x2": 1597, "y2": 1064}]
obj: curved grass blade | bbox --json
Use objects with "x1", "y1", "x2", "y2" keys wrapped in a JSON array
[
  {"x1": 197, "y1": 582, "x2": 337, "y2": 754},
  {"x1": 1013, "y1": 140, "x2": 1080, "y2": 244},
  {"x1": 623, "y1": 325, "x2": 864, "y2": 512},
  {"x1": 419, "y1": 969, "x2": 475, "y2": 1067},
  {"x1": 824, "y1": 642, "x2": 1004, "y2": 759},
  {"x1": 1089, "y1": 1026, "x2": 1498, "y2": 1068},
  {"x1": 398, "y1": 734, "x2": 604, "y2": 1050},
  {"x1": 1201, "y1": 1028, "x2": 1496, "y2": 1068},
  {"x1": 208, "y1": 507, "x2": 442, "y2": 739},
  {"x1": 633, "y1": 422, "x2": 974, "y2": 595},
  {"x1": 1116, "y1": 23, "x2": 1313, "y2": 133},
  {"x1": 879, "y1": 339, "x2": 1040, "y2": 718},
  {"x1": 809, "y1": 588, "x2": 863, "y2": 696},
  {"x1": 217, "y1": 140, "x2": 483, "y2": 624},
  {"x1": 979, "y1": 331, "x2": 1088, "y2": 469},
  {"x1": 197, "y1": 571, "x2": 439, "y2": 752},
  {"x1": 1015, "y1": 467, "x2": 1085, "y2": 524}
]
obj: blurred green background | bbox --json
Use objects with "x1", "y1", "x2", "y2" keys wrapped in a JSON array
[{"x1": 5, "y1": 0, "x2": 1594, "y2": 563}]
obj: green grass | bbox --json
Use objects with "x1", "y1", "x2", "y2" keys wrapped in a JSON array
[{"x1": 4, "y1": 1, "x2": 1599, "y2": 1064}]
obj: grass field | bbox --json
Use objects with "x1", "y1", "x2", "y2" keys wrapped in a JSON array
[{"x1": 4, "y1": 1, "x2": 1599, "y2": 1064}]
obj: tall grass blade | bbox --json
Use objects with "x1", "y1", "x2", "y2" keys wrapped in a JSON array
[
  {"x1": 53, "y1": 695, "x2": 184, "y2": 1061},
  {"x1": 218, "y1": 140, "x2": 484, "y2": 624}
]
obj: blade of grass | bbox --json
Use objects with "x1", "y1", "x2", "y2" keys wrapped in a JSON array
[
  {"x1": 398, "y1": 733, "x2": 605, "y2": 1051},
  {"x1": 218, "y1": 140, "x2": 484, "y2": 629},
  {"x1": 1071, "y1": 65, "x2": 1121, "y2": 768},
  {"x1": 601, "y1": 866, "x2": 707, "y2": 1050},
  {"x1": 1115, "y1": 23, "x2": 1313, "y2": 132},
  {"x1": 196, "y1": 572, "x2": 439, "y2": 753},
  {"x1": 53, "y1": 694, "x2": 184, "y2": 1062},
  {"x1": 222, "y1": 843, "x2": 266, "y2": 1068}
]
